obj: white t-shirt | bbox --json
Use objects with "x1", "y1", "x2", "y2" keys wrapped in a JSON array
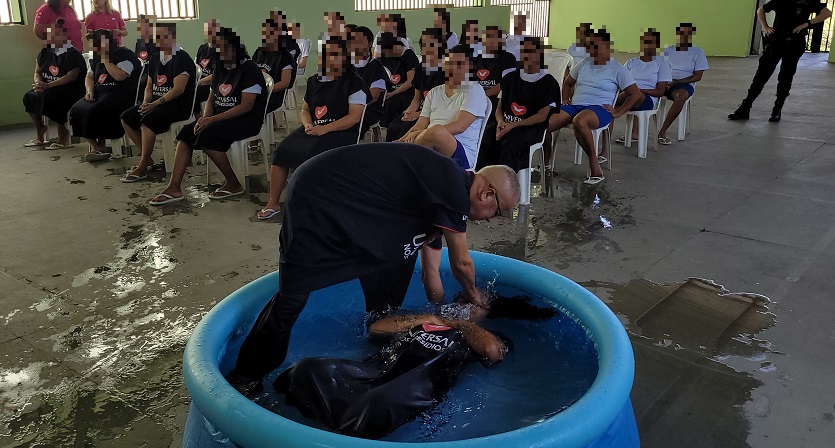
[
  {"x1": 297, "y1": 38, "x2": 311, "y2": 58},
  {"x1": 662, "y1": 45, "x2": 709, "y2": 87},
  {"x1": 569, "y1": 58, "x2": 636, "y2": 106},
  {"x1": 506, "y1": 34, "x2": 524, "y2": 60},
  {"x1": 624, "y1": 56, "x2": 672, "y2": 105},
  {"x1": 421, "y1": 83, "x2": 490, "y2": 168},
  {"x1": 446, "y1": 31, "x2": 459, "y2": 49}
]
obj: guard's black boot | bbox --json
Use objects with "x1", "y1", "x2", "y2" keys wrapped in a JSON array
[
  {"x1": 728, "y1": 100, "x2": 752, "y2": 120},
  {"x1": 769, "y1": 100, "x2": 784, "y2": 122}
]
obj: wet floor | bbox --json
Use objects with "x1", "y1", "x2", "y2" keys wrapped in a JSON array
[{"x1": 2, "y1": 53, "x2": 835, "y2": 447}]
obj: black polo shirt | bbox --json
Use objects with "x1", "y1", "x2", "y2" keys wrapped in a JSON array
[
  {"x1": 92, "y1": 47, "x2": 141, "y2": 95},
  {"x1": 195, "y1": 43, "x2": 219, "y2": 80},
  {"x1": 148, "y1": 48, "x2": 196, "y2": 102},
  {"x1": 500, "y1": 70, "x2": 560, "y2": 124},
  {"x1": 211, "y1": 59, "x2": 267, "y2": 115},
  {"x1": 303, "y1": 72, "x2": 369, "y2": 127},
  {"x1": 765, "y1": 0, "x2": 827, "y2": 35},
  {"x1": 279, "y1": 143, "x2": 473, "y2": 294},
  {"x1": 37, "y1": 46, "x2": 86, "y2": 87},
  {"x1": 380, "y1": 48, "x2": 419, "y2": 93},
  {"x1": 474, "y1": 51, "x2": 516, "y2": 92}
]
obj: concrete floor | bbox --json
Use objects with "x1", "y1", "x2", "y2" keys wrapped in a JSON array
[{"x1": 1, "y1": 53, "x2": 834, "y2": 447}]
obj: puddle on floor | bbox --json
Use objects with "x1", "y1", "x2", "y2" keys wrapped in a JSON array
[{"x1": 582, "y1": 277, "x2": 777, "y2": 448}]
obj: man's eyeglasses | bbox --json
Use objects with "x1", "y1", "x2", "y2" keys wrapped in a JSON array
[{"x1": 487, "y1": 184, "x2": 503, "y2": 221}]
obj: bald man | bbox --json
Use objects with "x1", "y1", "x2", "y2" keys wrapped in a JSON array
[{"x1": 231, "y1": 143, "x2": 520, "y2": 386}]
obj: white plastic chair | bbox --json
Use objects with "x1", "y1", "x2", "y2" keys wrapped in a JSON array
[
  {"x1": 518, "y1": 128, "x2": 549, "y2": 205},
  {"x1": 113, "y1": 62, "x2": 148, "y2": 157},
  {"x1": 658, "y1": 94, "x2": 692, "y2": 141},
  {"x1": 469, "y1": 99, "x2": 493, "y2": 172},
  {"x1": 160, "y1": 61, "x2": 201, "y2": 172},
  {"x1": 545, "y1": 51, "x2": 573, "y2": 81},
  {"x1": 623, "y1": 97, "x2": 662, "y2": 159},
  {"x1": 572, "y1": 93, "x2": 617, "y2": 171},
  {"x1": 208, "y1": 73, "x2": 273, "y2": 191},
  {"x1": 356, "y1": 104, "x2": 369, "y2": 145}
]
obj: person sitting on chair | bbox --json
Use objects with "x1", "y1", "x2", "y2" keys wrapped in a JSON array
[
  {"x1": 289, "y1": 22, "x2": 310, "y2": 76},
  {"x1": 252, "y1": 17, "x2": 297, "y2": 115},
  {"x1": 379, "y1": 32, "x2": 419, "y2": 128},
  {"x1": 474, "y1": 26, "x2": 516, "y2": 124},
  {"x1": 433, "y1": 7, "x2": 458, "y2": 49},
  {"x1": 547, "y1": 29, "x2": 640, "y2": 185},
  {"x1": 567, "y1": 23, "x2": 592, "y2": 64},
  {"x1": 120, "y1": 23, "x2": 195, "y2": 182},
  {"x1": 505, "y1": 12, "x2": 527, "y2": 60},
  {"x1": 69, "y1": 29, "x2": 140, "y2": 162},
  {"x1": 256, "y1": 37, "x2": 369, "y2": 220},
  {"x1": 23, "y1": 19, "x2": 87, "y2": 150},
  {"x1": 149, "y1": 27, "x2": 266, "y2": 205},
  {"x1": 657, "y1": 23, "x2": 708, "y2": 145},
  {"x1": 615, "y1": 29, "x2": 671, "y2": 144},
  {"x1": 477, "y1": 37, "x2": 559, "y2": 172},
  {"x1": 386, "y1": 27, "x2": 447, "y2": 142},
  {"x1": 268, "y1": 10, "x2": 301, "y2": 60},
  {"x1": 396, "y1": 45, "x2": 490, "y2": 171},
  {"x1": 323, "y1": 11, "x2": 348, "y2": 42},
  {"x1": 194, "y1": 19, "x2": 221, "y2": 117},
  {"x1": 348, "y1": 25, "x2": 387, "y2": 134},
  {"x1": 133, "y1": 14, "x2": 157, "y2": 104},
  {"x1": 460, "y1": 20, "x2": 482, "y2": 58}
]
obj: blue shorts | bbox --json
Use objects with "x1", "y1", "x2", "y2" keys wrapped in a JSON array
[
  {"x1": 665, "y1": 83, "x2": 695, "y2": 100},
  {"x1": 561, "y1": 105, "x2": 613, "y2": 128},
  {"x1": 633, "y1": 95, "x2": 656, "y2": 111},
  {"x1": 452, "y1": 139, "x2": 470, "y2": 169}
]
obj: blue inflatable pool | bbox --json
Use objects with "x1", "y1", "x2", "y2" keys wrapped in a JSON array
[{"x1": 182, "y1": 250, "x2": 639, "y2": 447}]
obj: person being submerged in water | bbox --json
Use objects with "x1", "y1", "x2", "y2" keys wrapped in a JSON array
[{"x1": 273, "y1": 294, "x2": 557, "y2": 439}]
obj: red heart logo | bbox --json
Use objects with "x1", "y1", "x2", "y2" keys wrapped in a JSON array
[
  {"x1": 98, "y1": 73, "x2": 107, "y2": 84},
  {"x1": 200, "y1": 58, "x2": 210, "y2": 68},
  {"x1": 261, "y1": 68, "x2": 267, "y2": 73},
  {"x1": 423, "y1": 90, "x2": 429, "y2": 98},
  {"x1": 477, "y1": 69, "x2": 490, "y2": 80},
  {"x1": 49, "y1": 65, "x2": 60, "y2": 76},
  {"x1": 156, "y1": 75, "x2": 167, "y2": 86},
  {"x1": 218, "y1": 83, "x2": 233, "y2": 97},
  {"x1": 315, "y1": 106, "x2": 328, "y2": 119},
  {"x1": 390, "y1": 74, "x2": 401, "y2": 85},
  {"x1": 139, "y1": 50, "x2": 148, "y2": 60},
  {"x1": 511, "y1": 102, "x2": 527, "y2": 116}
]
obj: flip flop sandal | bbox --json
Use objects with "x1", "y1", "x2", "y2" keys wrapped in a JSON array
[
  {"x1": 84, "y1": 151, "x2": 112, "y2": 162},
  {"x1": 44, "y1": 142, "x2": 71, "y2": 150},
  {"x1": 583, "y1": 176, "x2": 605, "y2": 186},
  {"x1": 658, "y1": 137, "x2": 673, "y2": 146},
  {"x1": 121, "y1": 173, "x2": 148, "y2": 183},
  {"x1": 257, "y1": 208, "x2": 281, "y2": 220},
  {"x1": 25, "y1": 139, "x2": 46, "y2": 147},
  {"x1": 614, "y1": 136, "x2": 626, "y2": 144},
  {"x1": 209, "y1": 189, "x2": 245, "y2": 200},
  {"x1": 149, "y1": 193, "x2": 184, "y2": 206},
  {"x1": 597, "y1": 156, "x2": 608, "y2": 164}
]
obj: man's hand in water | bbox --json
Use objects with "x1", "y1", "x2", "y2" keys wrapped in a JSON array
[{"x1": 468, "y1": 288, "x2": 489, "y2": 308}]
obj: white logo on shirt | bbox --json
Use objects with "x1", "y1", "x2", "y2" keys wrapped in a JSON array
[{"x1": 403, "y1": 233, "x2": 427, "y2": 259}]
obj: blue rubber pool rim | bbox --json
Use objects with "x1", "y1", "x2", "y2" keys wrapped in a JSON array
[{"x1": 183, "y1": 250, "x2": 635, "y2": 448}]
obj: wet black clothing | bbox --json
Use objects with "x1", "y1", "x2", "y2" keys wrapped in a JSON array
[
  {"x1": 252, "y1": 47, "x2": 297, "y2": 113},
  {"x1": 744, "y1": 1, "x2": 827, "y2": 103},
  {"x1": 235, "y1": 144, "x2": 473, "y2": 378},
  {"x1": 23, "y1": 47, "x2": 87, "y2": 123},
  {"x1": 275, "y1": 323, "x2": 471, "y2": 439},
  {"x1": 385, "y1": 64, "x2": 445, "y2": 142}
]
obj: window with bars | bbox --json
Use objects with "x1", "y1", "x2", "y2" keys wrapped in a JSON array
[
  {"x1": 354, "y1": 0, "x2": 483, "y2": 12},
  {"x1": 62, "y1": 0, "x2": 198, "y2": 21},
  {"x1": 491, "y1": 0, "x2": 550, "y2": 38},
  {"x1": 1, "y1": 0, "x2": 24, "y2": 25},
  {"x1": 806, "y1": 0, "x2": 833, "y2": 52}
]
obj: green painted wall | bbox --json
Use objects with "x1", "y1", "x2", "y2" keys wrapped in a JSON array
[
  {"x1": 0, "y1": 0, "x2": 510, "y2": 126},
  {"x1": 548, "y1": 0, "x2": 758, "y2": 57}
]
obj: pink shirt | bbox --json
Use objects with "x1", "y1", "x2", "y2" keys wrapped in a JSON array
[
  {"x1": 84, "y1": 10, "x2": 126, "y2": 45},
  {"x1": 35, "y1": 3, "x2": 84, "y2": 50}
]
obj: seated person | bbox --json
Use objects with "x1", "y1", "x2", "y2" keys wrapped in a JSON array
[
  {"x1": 194, "y1": 19, "x2": 221, "y2": 116},
  {"x1": 396, "y1": 45, "x2": 490, "y2": 171},
  {"x1": 252, "y1": 16, "x2": 297, "y2": 114},
  {"x1": 275, "y1": 294, "x2": 557, "y2": 439},
  {"x1": 150, "y1": 27, "x2": 266, "y2": 205},
  {"x1": 461, "y1": 20, "x2": 482, "y2": 58},
  {"x1": 69, "y1": 29, "x2": 141, "y2": 162},
  {"x1": 120, "y1": 23, "x2": 195, "y2": 182},
  {"x1": 392, "y1": 14, "x2": 413, "y2": 51},
  {"x1": 567, "y1": 23, "x2": 592, "y2": 64},
  {"x1": 347, "y1": 25, "x2": 387, "y2": 133},
  {"x1": 477, "y1": 37, "x2": 559, "y2": 172},
  {"x1": 474, "y1": 26, "x2": 516, "y2": 123},
  {"x1": 133, "y1": 14, "x2": 156, "y2": 103},
  {"x1": 322, "y1": 11, "x2": 348, "y2": 42},
  {"x1": 547, "y1": 29, "x2": 640, "y2": 185},
  {"x1": 386, "y1": 27, "x2": 447, "y2": 142},
  {"x1": 505, "y1": 12, "x2": 527, "y2": 60},
  {"x1": 256, "y1": 38, "x2": 369, "y2": 220},
  {"x1": 379, "y1": 32, "x2": 419, "y2": 127},
  {"x1": 615, "y1": 29, "x2": 671, "y2": 144},
  {"x1": 268, "y1": 10, "x2": 301, "y2": 61},
  {"x1": 372, "y1": 13, "x2": 396, "y2": 58},
  {"x1": 658, "y1": 22, "x2": 708, "y2": 145},
  {"x1": 23, "y1": 19, "x2": 86, "y2": 149},
  {"x1": 289, "y1": 22, "x2": 310, "y2": 76},
  {"x1": 434, "y1": 8, "x2": 458, "y2": 48}
]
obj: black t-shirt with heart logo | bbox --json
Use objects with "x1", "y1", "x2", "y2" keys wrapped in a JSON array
[
  {"x1": 134, "y1": 39, "x2": 157, "y2": 65},
  {"x1": 499, "y1": 70, "x2": 560, "y2": 124},
  {"x1": 37, "y1": 46, "x2": 87, "y2": 90},
  {"x1": 380, "y1": 48, "x2": 419, "y2": 93},
  {"x1": 474, "y1": 51, "x2": 516, "y2": 91},
  {"x1": 148, "y1": 48, "x2": 196, "y2": 103},
  {"x1": 354, "y1": 57, "x2": 388, "y2": 114},
  {"x1": 764, "y1": 0, "x2": 827, "y2": 36},
  {"x1": 211, "y1": 59, "x2": 268, "y2": 116},
  {"x1": 303, "y1": 72, "x2": 370, "y2": 127},
  {"x1": 92, "y1": 47, "x2": 141, "y2": 96},
  {"x1": 252, "y1": 47, "x2": 298, "y2": 108},
  {"x1": 195, "y1": 43, "x2": 220, "y2": 80},
  {"x1": 414, "y1": 64, "x2": 446, "y2": 104}
]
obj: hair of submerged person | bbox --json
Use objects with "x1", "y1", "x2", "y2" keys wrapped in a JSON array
[
  {"x1": 434, "y1": 7, "x2": 451, "y2": 35},
  {"x1": 421, "y1": 27, "x2": 447, "y2": 58},
  {"x1": 216, "y1": 26, "x2": 250, "y2": 63},
  {"x1": 487, "y1": 296, "x2": 559, "y2": 321}
]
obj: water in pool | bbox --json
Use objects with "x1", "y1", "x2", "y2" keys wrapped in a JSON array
[{"x1": 235, "y1": 273, "x2": 599, "y2": 442}]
